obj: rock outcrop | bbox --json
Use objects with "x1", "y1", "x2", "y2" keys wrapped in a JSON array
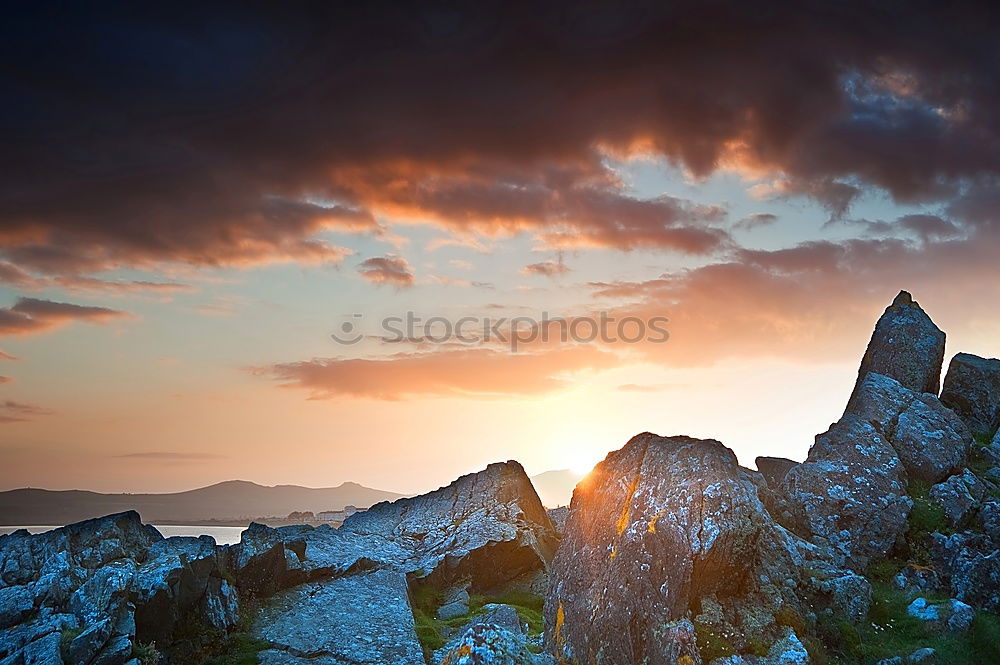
[
  {"x1": 782, "y1": 414, "x2": 912, "y2": 570},
  {"x1": 755, "y1": 457, "x2": 798, "y2": 490},
  {"x1": 433, "y1": 604, "x2": 546, "y2": 665},
  {"x1": 245, "y1": 462, "x2": 558, "y2": 665},
  {"x1": 847, "y1": 372, "x2": 971, "y2": 485},
  {"x1": 7, "y1": 290, "x2": 1000, "y2": 665},
  {"x1": 0, "y1": 512, "x2": 238, "y2": 665},
  {"x1": 929, "y1": 469, "x2": 987, "y2": 528},
  {"x1": 253, "y1": 569, "x2": 424, "y2": 665},
  {"x1": 940, "y1": 352, "x2": 1000, "y2": 439},
  {"x1": 929, "y1": 531, "x2": 1000, "y2": 611},
  {"x1": 780, "y1": 369, "x2": 975, "y2": 570},
  {"x1": 544, "y1": 433, "x2": 864, "y2": 665},
  {"x1": 343, "y1": 461, "x2": 559, "y2": 592},
  {"x1": 845, "y1": 291, "x2": 945, "y2": 413},
  {"x1": 0, "y1": 462, "x2": 560, "y2": 665},
  {"x1": 229, "y1": 522, "x2": 409, "y2": 597}
]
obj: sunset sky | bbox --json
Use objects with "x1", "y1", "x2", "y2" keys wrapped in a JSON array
[{"x1": 2, "y1": 3, "x2": 999, "y2": 495}]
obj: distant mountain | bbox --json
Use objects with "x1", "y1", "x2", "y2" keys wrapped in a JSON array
[
  {"x1": 530, "y1": 469, "x2": 584, "y2": 508},
  {"x1": 0, "y1": 480, "x2": 404, "y2": 525}
]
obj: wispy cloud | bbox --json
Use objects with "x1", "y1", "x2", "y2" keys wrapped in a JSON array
[
  {"x1": 358, "y1": 255, "x2": 415, "y2": 287},
  {"x1": 256, "y1": 346, "x2": 620, "y2": 400},
  {"x1": 0, "y1": 400, "x2": 54, "y2": 424},
  {"x1": 113, "y1": 452, "x2": 228, "y2": 460},
  {"x1": 0, "y1": 298, "x2": 132, "y2": 337},
  {"x1": 522, "y1": 259, "x2": 570, "y2": 277}
]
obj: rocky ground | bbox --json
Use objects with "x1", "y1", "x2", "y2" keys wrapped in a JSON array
[{"x1": 2, "y1": 291, "x2": 1000, "y2": 665}]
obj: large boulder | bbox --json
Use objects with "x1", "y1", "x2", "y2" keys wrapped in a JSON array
[
  {"x1": 343, "y1": 461, "x2": 559, "y2": 592},
  {"x1": 0, "y1": 513, "x2": 161, "y2": 665},
  {"x1": 0, "y1": 512, "x2": 241, "y2": 665},
  {"x1": 133, "y1": 536, "x2": 239, "y2": 651},
  {"x1": 433, "y1": 604, "x2": 542, "y2": 665},
  {"x1": 940, "y1": 353, "x2": 1000, "y2": 439},
  {"x1": 544, "y1": 433, "x2": 863, "y2": 665},
  {"x1": 845, "y1": 291, "x2": 945, "y2": 413},
  {"x1": 755, "y1": 457, "x2": 798, "y2": 489},
  {"x1": 930, "y1": 532, "x2": 1000, "y2": 611},
  {"x1": 847, "y1": 372, "x2": 971, "y2": 485},
  {"x1": 253, "y1": 569, "x2": 424, "y2": 665},
  {"x1": 782, "y1": 415, "x2": 912, "y2": 569},
  {"x1": 228, "y1": 522, "x2": 409, "y2": 597},
  {"x1": 929, "y1": 470, "x2": 987, "y2": 528}
]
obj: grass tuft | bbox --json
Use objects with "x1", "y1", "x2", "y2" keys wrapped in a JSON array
[
  {"x1": 132, "y1": 641, "x2": 161, "y2": 665},
  {"x1": 408, "y1": 580, "x2": 545, "y2": 658}
]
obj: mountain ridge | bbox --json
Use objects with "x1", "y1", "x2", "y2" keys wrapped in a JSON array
[{"x1": 0, "y1": 480, "x2": 405, "y2": 525}]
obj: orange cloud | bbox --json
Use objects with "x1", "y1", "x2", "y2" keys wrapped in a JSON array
[
  {"x1": 259, "y1": 346, "x2": 620, "y2": 400},
  {"x1": 522, "y1": 260, "x2": 570, "y2": 277},
  {"x1": 589, "y1": 230, "x2": 1000, "y2": 367}
]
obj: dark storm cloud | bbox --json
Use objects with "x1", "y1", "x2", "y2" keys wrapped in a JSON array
[{"x1": 2, "y1": 1, "x2": 998, "y2": 273}]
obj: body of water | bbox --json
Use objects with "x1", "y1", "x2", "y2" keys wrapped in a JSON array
[{"x1": 0, "y1": 525, "x2": 246, "y2": 545}]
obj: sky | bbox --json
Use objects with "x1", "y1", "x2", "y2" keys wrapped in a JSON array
[{"x1": 1, "y1": 2, "x2": 1000, "y2": 495}]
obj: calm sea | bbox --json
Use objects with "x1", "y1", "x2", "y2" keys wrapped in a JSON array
[{"x1": 0, "y1": 525, "x2": 246, "y2": 545}]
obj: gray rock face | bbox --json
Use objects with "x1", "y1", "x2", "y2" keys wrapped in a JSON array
[
  {"x1": 436, "y1": 587, "x2": 471, "y2": 621},
  {"x1": 907, "y1": 648, "x2": 936, "y2": 664},
  {"x1": 546, "y1": 507, "x2": 569, "y2": 536},
  {"x1": 343, "y1": 461, "x2": 559, "y2": 592},
  {"x1": 253, "y1": 569, "x2": 424, "y2": 665},
  {"x1": 979, "y1": 501, "x2": 1000, "y2": 541},
  {"x1": 759, "y1": 628, "x2": 809, "y2": 665},
  {"x1": 0, "y1": 513, "x2": 161, "y2": 665},
  {"x1": 544, "y1": 433, "x2": 863, "y2": 665},
  {"x1": 433, "y1": 604, "x2": 537, "y2": 665},
  {"x1": 846, "y1": 291, "x2": 946, "y2": 413},
  {"x1": 846, "y1": 372, "x2": 971, "y2": 485},
  {"x1": 229, "y1": 522, "x2": 409, "y2": 597},
  {"x1": 134, "y1": 536, "x2": 238, "y2": 646},
  {"x1": 940, "y1": 353, "x2": 1000, "y2": 439},
  {"x1": 893, "y1": 564, "x2": 942, "y2": 600},
  {"x1": 545, "y1": 434, "x2": 759, "y2": 664},
  {"x1": 246, "y1": 462, "x2": 562, "y2": 665},
  {"x1": 0, "y1": 512, "x2": 242, "y2": 665},
  {"x1": 1, "y1": 629, "x2": 63, "y2": 665},
  {"x1": 782, "y1": 415, "x2": 912, "y2": 569},
  {"x1": 755, "y1": 457, "x2": 798, "y2": 489},
  {"x1": 905, "y1": 597, "x2": 974, "y2": 633},
  {"x1": 930, "y1": 531, "x2": 1000, "y2": 610},
  {"x1": 929, "y1": 470, "x2": 987, "y2": 528}
]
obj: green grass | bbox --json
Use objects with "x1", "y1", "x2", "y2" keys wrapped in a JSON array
[
  {"x1": 810, "y1": 569, "x2": 1000, "y2": 665},
  {"x1": 693, "y1": 621, "x2": 736, "y2": 661},
  {"x1": 59, "y1": 628, "x2": 83, "y2": 662},
  {"x1": 470, "y1": 590, "x2": 545, "y2": 635},
  {"x1": 902, "y1": 480, "x2": 949, "y2": 564},
  {"x1": 132, "y1": 641, "x2": 161, "y2": 665},
  {"x1": 408, "y1": 581, "x2": 545, "y2": 657},
  {"x1": 968, "y1": 433, "x2": 1000, "y2": 499},
  {"x1": 202, "y1": 634, "x2": 271, "y2": 665}
]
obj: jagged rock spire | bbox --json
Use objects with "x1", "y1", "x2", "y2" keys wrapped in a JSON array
[{"x1": 846, "y1": 290, "x2": 946, "y2": 412}]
